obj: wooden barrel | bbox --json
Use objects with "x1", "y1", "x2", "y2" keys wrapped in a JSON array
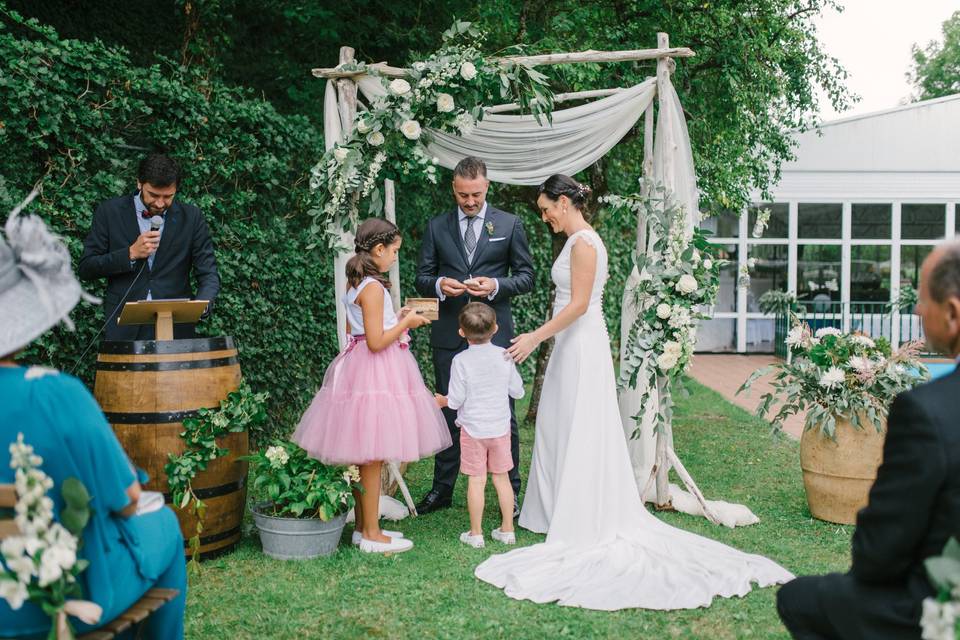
[
  {"x1": 800, "y1": 416, "x2": 885, "y2": 525},
  {"x1": 93, "y1": 337, "x2": 246, "y2": 560}
]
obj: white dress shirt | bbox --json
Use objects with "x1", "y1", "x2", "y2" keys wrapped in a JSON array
[
  {"x1": 133, "y1": 193, "x2": 165, "y2": 299},
  {"x1": 446, "y1": 342, "x2": 525, "y2": 439},
  {"x1": 435, "y1": 202, "x2": 499, "y2": 301}
]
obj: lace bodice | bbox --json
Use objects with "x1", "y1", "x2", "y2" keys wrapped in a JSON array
[{"x1": 551, "y1": 229, "x2": 608, "y2": 313}]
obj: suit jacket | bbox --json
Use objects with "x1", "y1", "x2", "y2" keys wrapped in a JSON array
[
  {"x1": 415, "y1": 205, "x2": 534, "y2": 350},
  {"x1": 78, "y1": 193, "x2": 220, "y2": 341},
  {"x1": 825, "y1": 366, "x2": 960, "y2": 637}
]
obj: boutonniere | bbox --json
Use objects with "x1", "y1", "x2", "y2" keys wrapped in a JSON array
[{"x1": 485, "y1": 221, "x2": 494, "y2": 236}]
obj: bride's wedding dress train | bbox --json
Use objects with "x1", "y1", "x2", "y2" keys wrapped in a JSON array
[{"x1": 475, "y1": 229, "x2": 793, "y2": 610}]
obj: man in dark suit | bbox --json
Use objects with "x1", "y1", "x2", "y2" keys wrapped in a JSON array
[
  {"x1": 78, "y1": 153, "x2": 220, "y2": 341},
  {"x1": 777, "y1": 240, "x2": 960, "y2": 639},
  {"x1": 414, "y1": 156, "x2": 535, "y2": 515}
]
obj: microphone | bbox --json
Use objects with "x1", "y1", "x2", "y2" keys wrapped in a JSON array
[{"x1": 150, "y1": 215, "x2": 164, "y2": 232}]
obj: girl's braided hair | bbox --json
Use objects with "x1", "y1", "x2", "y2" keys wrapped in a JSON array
[{"x1": 346, "y1": 218, "x2": 401, "y2": 289}]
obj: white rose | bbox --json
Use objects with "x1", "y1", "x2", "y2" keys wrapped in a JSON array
[
  {"x1": 333, "y1": 147, "x2": 349, "y2": 163},
  {"x1": 656, "y1": 352, "x2": 679, "y2": 372},
  {"x1": 460, "y1": 61, "x2": 477, "y2": 80},
  {"x1": 656, "y1": 303, "x2": 672, "y2": 319},
  {"x1": 703, "y1": 259, "x2": 713, "y2": 270},
  {"x1": 436, "y1": 93, "x2": 455, "y2": 113},
  {"x1": 389, "y1": 78, "x2": 411, "y2": 95},
  {"x1": 356, "y1": 119, "x2": 371, "y2": 134},
  {"x1": 366, "y1": 131, "x2": 385, "y2": 147},
  {"x1": 675, "y1": 274, "x2": 698, "y2": 295},
  {"x1": 400, "y1": 120, "x2": 422, "y2": 140},
  {"x1": 662, "y1": 340, "x2": 683, "y2": 357}
]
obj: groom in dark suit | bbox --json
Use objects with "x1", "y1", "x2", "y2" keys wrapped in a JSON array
[
  {"x1": 414, "y1": 156, "x2": 535, "y2": 515},
  {"x1": 78, "y1": 153, "x2": 220, "y2": 341},
  {"x1": 777, "y1": 239, "x2": 960, "y2": 639}
]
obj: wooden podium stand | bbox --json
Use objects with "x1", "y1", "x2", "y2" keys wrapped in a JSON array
[{"x1": 117, "y1": 300, "x2": 209, "y2": 340}]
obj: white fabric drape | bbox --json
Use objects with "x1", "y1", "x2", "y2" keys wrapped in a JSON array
[{"x1": 355, "y1": 77, "x2": 657, "y2": 185}]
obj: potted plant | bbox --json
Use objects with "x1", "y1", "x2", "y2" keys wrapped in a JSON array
[
  {"x1": 739, "y1": 324, "x2": 928, "y2": 524},
  {"x1": 243, "y1": 441, "x2": 359, "y2": 560}
]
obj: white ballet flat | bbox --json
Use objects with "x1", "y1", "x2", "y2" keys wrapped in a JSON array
[
  {"x1": 460, "y1": 532, "x2": 485, "y2": 548},
  {"x1": 351, "y1": 529, "x2": 403, "y2": 546},
  {"x1": 358, "y1": 536, "x2": 414, "y2": 554},
  {"x1": 491, "y1": 528, "x2": 516, "y2": 545}
]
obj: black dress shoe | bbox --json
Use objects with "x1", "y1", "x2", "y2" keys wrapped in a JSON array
[{"x1": 416, "y1": 490, "x2": 452, "y2": 514}]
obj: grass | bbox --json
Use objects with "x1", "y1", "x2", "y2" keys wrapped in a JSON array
[{"x1": 184, "y1": 379, "x2": 853, "y2": 639}]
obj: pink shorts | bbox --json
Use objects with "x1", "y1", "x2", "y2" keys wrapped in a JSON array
[{"x1": 459, "y1": 430, "x2": 513, "y2": 476}]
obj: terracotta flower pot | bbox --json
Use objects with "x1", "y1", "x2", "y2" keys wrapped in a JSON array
[{"x1": 799, "y1": 416, "x2": 885, "y2": 525}]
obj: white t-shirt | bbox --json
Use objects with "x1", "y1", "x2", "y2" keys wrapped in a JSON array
[
  {"x1": 446, "y1": 342, "x2": 525, "y2": 439},
  {"x1": 344, "y1": 277, "x2": 397, "y2": 336}
]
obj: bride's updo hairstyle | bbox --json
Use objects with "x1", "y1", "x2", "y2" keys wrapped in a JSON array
[
  {"x1": 346, "y1": 218, "x2": 400, "y2": 289},
  {"x1": 537, "y1": 174, "x2": 593, "y2": 221}
]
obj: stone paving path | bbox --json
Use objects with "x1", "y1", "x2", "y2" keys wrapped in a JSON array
[{"x1": 687, "y1": 354, "x2": 805, "y2": 439}]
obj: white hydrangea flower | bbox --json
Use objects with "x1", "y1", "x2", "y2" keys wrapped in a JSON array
[
  {"x1": 656, "y1": 303, "x2": 672, "y2": 319},
  {"x1": 703, "y1": 259, "x2": 713, "y2": 270},
  {"x1": 400, "y1": 120, "x2": 422, "y2": 140},
  {"x1": 333, "y1": 147, "x2": 349, "y2": 163},
  {"x1": 815, "y1": 327, "x2": 842, "y2": 339},
  {"x1": 388, "y1": 78, "x2": 411, "y2": 95},
  {"x1": 436, "y1": 93, "x2": 455, "y2": 113},
  {"x1": 662, "y1": 340, "x2": 683, "y2": 357},
  {"x1": 819, "y1": 366, "x2": 846, "y2": 389},
  {"x1": 675, "y1": 274, "x2": 698, "y2": 295},
  {"x1": 356, "y1": 119, "x2": 371, "y2": 134},
  {"x1": 454, "y1": 112, "x2": 475, "y2": 136},
  {"x1": 265, "y1": 445, "x2": 289, "y2": 469},
  {"x1": 656, "y1": 351, "x2": 679, "y2": 371},
  {"x1": 366, "y1": 131, "x2": 385, "y2": 147},
  {"x1": 459, "y1": 61, "x2": 477, "y2": 80}
]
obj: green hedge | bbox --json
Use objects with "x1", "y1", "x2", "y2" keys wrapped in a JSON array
[{"x1": 1, "y1": 8, "x2": 639, "y2": 439}]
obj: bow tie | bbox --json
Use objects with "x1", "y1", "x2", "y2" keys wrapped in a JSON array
[{"x1": 140, "y1": 210, "x2": 164, "y2": 220}]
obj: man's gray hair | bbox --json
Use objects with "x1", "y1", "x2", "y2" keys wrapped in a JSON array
[
  {"x1": 453, "y1": 156, "x2": 487, "y2": 180},
  {"x1": 928, "y1": 239, "x2": 960, "y2": 303}
]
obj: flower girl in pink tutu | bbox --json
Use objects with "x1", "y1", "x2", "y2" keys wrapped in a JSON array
[{"x1": 293, "y1": 218, "x2": 451, "y2": 554}]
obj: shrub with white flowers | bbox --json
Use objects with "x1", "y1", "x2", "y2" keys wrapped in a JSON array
[
  {"x1": 602, "y1": 181, "x2": 725, "y2": 436},
  {"x1": 0, "y1": 434, "x2": 95, "y2": 639},
  {"x1": 307, "y1": 20, "x2": 555, "y2": 249},
  {"x1": 740, "y1": 324, "x2": 928, "y2": 437},
  {"x1": 244, "y1": 441, "x2": 360, "y2": 520}
]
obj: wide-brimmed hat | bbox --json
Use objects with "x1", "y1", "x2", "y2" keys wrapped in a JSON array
[{"x1": 0, "y1": 206, "x2": 97, "y2": 358}]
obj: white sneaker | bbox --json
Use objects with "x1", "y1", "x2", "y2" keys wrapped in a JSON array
[
  {"x1": 351, "y1": 529, "x2": 403, "y2": 546},
  {"x1": 459, "y1": 532, "x2": 485, "y2": 548},
  {"x1": 491, "y1": 528, "x2": 516, "y2": 545},
  {"x1": 358, "y1": 536, "x2": 414, "y2": 554}
]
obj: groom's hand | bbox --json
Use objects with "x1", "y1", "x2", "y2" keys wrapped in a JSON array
[
  {"x1": 465, "y1": 276, "x2": 496, "y2": 298},
  {"x1": 439, "y1": 277, "x2": 468, "y2": 297}
]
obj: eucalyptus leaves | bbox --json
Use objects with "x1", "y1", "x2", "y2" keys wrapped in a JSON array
[{"x1": 307, "y1": 20, "x2": 554, "y2": 249}]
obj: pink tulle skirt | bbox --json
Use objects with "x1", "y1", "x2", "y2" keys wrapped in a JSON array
[{"x1": 293, "y1": 335, "x2": 452, "y2": 465}]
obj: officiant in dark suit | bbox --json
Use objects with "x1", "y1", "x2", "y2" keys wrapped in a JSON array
[
  {"x1": 777, "y1": 239, "x2": 960, "y2": 639},
  {"x1": 414, "y1": 156, "x2": 535, "y2": 516},
  {"x1": 78, "y1": 153, "x2": 220, "y2": 341}
]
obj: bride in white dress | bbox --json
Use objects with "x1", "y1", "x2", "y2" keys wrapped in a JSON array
[{"x1": 474, "y1": 174, "x2": 793, "y2": 610}]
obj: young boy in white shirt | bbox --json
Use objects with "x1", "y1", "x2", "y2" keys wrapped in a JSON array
[{"x1": 436, "y1": 302, "x2": 524, "y2": 548}]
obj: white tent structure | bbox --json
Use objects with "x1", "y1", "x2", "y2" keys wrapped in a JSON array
[{"x1": 314, "y1": 35, "x2": 756, "y2": 527}]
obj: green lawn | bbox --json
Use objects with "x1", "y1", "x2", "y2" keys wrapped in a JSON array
[{"x1": 184, "y1": 380, "x2": 852, "y2": 639}]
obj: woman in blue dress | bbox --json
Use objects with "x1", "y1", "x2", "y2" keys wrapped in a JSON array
[{"x1": 0, "y1": 210, "x2": 186, "y2": 638}]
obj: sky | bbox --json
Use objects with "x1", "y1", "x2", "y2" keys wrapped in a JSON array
[{"x1": 814, "y1": 0, "x2": 957, "y2": 122}]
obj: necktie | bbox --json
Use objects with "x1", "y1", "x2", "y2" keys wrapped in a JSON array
[{"x1": 464, "y1": 216, "x2": 478, "y2": 258}]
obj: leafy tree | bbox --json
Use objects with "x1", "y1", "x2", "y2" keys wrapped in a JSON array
[{"x1": 908, "y1": 10, "x2": 960, "y2": 101}]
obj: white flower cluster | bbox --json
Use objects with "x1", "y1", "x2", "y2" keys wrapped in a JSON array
[
  {"x1": 342, "y1": 465, "x2": 361, "y2": 484},
  {"x1": 361, "y1": 152, "x2": 387, "y2": 198},
  {"x1": 921, "y1": 597, "x2": 960, "y2": 640},
  {"x1": 0, "y1": 434, "x2": 80, "y2": 610},
  {"x1": 752, "y1": 207, "x2": 771, "y2": 238},
  {"x1": 818, "y1": 366, "x2": 846, "y2": 389},
  {"x1": 656, "y1": 340, "x2": 684, "y2": 372},
  {"x1": 264, "y1": 445, "x2": 289, "y2": 470}
]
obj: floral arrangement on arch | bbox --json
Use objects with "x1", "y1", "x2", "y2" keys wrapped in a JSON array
[
  {"x1": 602, "y1": 182, "x2": 726, "y2": 436},
  {"x1": 739, "y1": 324, "x2": 928, "y2": 437},
  {"x1": 0, "y1": 434, "x2": 99, "y2": 639},
  {"x1": 307, "y1": 20, "x2": 554, "y2": 250}
]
